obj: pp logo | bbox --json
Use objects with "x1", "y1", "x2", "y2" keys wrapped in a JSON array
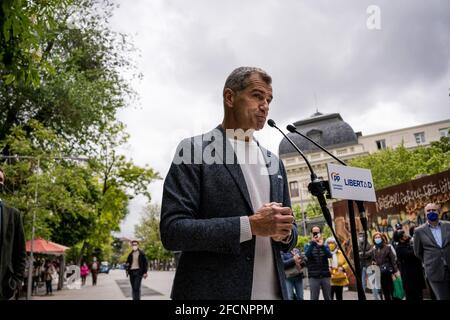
[{"x1": 331, "y1": 172, "x2": 341, "y2": 182}]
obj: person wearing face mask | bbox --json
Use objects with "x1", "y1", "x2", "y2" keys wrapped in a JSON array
[
  {"x1": 90, "y1": 256, "x2": 99, "y2": 286},
  {"x1": 358, "y1": 231, "x2": 372, "y2": 293},
  {"x1": 413, "y1": 203, "x2": 450, "y2": 300},
  {"x1": 371, "y1": 232, "x2": 400, "y2": 300},
  {"x1": 0, "y1": 167, "x2": 26, "y2": 300},
  {"x1": 126, "y1": 240, "x2": 148, "y2": 300},
  {"x1": 325, "y1": 237, "x2": 349, "y2": 300},
  {"x1": 304, "y1": 226, "x2": 332, "y2": 300},
  {"x1": 395, "y1": 230, "x2": 426, "y2": 300}
]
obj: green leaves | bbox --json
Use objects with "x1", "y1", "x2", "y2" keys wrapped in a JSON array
[
  {"x1": 349, "y1": 138, "x2": 450, "y2": 190},
  {"x1": 135, "y1": 204, "x2": 173, "y2": 261}
]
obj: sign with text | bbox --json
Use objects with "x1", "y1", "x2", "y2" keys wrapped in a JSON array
[{"x1": 327, "y1": 163, "x2": 376, "y2": 202}]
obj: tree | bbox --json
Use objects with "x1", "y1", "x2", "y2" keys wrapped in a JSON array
[
  {"x1": 135, "y1": 204, "x2": 173, "y2": 265},
  {"x1": 349, "y1": 137, "x2": 450, "y2": 190},
  {"x1": 0, "y1": 0, "x2": 159, "y2": 264},
  {"x1": 0, "y1": 120, "x2": 160, "y2": 264},
  {"x1": 1, "y1": 0, "x2": 138, "y2": 152},
  {"x1": 305, "y1": 197, "x2": 323, "y2": 219}
]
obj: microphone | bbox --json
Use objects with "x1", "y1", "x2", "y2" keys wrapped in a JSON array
[
  {"x1": 268, "y1": 119, "x2": 333, "y2": 226},
  {"x1": 268, "y1": 119, "x2": 316, "y2": 180},
  {"x1": 286, "y1": 123, "x2": 368, "y2": 233},
  {"x1": 269, "y1": 119, "x2": 361, "y2": 290}
]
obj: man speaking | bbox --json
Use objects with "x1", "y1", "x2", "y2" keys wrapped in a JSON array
[{"x1": 161, "y1": 67, "x2": 297, "y2": 300}]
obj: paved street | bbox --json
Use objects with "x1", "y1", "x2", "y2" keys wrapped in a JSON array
[{"x1": 30, "y1": 270, "x2": 373, "y2": 300}]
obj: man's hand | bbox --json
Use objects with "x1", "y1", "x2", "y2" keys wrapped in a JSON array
[
  {"x1": 313, "y1": 236, "x2": 324, "y2": 246},
  {"x1": 143, "y1": 273, "x2": 148, "y2": 279},
  {"x1": 249, "y1": 203, "x2": 294, "y2": 239}
]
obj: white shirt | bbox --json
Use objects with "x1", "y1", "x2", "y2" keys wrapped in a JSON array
[{"x1": 229, "y1": 137, "x2": 280, "y2": 300}]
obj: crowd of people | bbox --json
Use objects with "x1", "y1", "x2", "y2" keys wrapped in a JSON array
[{"x1": 283, "y1": 202, "x2": 450, "y2": 300}]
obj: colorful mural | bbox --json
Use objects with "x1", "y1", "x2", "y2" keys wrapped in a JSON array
[
  {"x1": 331, "y1": 169, "x2": 450, "y2": 288},
  {"x1": 333, "y1": 169, "x2": 450, "y2": 248}
]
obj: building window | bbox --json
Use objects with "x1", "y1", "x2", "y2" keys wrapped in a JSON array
[
  {"x1": 289, "y1": 181, "x2": 299, "y2": 198},
  {"x1": 414, "y1": 132, "x2": 426, "y2": 144},
  {"x1": 376, "y1": 139, "x2": 386, "y2": 150},
  {"x1": 439, "y1": 128, "x2": 450, "y2": 138},
  {"x1": 337, "y1": 148, "x2": 347, "y2": 155}
]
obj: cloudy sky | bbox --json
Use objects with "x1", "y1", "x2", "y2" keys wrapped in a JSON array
[{"x1": 109, "y1": 0, "x2": 450, "y2": 237}]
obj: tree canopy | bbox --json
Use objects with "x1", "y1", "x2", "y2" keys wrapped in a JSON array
[
  {"x1": 1, "y1": 0, "x2": 159, "y2": 263},
  {"x1": 349, "y1": 137, "x2": 450, "y2": 190}
]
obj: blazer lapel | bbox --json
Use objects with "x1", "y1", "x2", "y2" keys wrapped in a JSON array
[
  {"x1": 423, "y1": 224, "x2": 440, "y2": 247},
  {"x1": 257, "y1": 143, "x2": 278, "y2": 203},
  {"x1": 442, "y1": 223, "x2": 450, "y2": 247},
  {"x1": 214, "y1": 126, "x2": 253, "y2": 212}
]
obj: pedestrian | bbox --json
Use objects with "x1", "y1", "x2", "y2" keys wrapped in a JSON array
[
  {"x1": 31, "y1": 260, "x2": 40, "y2": 295},
  {"x1": 80, "y1": 262, "x2": 89, "y2": 286},
  {"x1": 304, "y1": 226, "x2": 332, "y2": 300},
  {"x1": 90, "y1": 257, "x2": 99, "y2": 286},
  {"x1": 282, "y1": 248, "x2": 305, "y2": 300},
  {"x1": 0, "y1": 167, "x2": 26, "y2": 300},
  {"x1": 413, "y1": 202, "x2": 450, "y2": 300},
  {"x1": 358, "y1": 232, "x2": 372, "y2": 293},
  {"x1": 326, "y1": 237, "x2": 349, "y2": 300},
  {"x1": 126, "y1": 240, "x2": 148, "y2": 300},
  {"x1": 371, "y1": 232, "x2": 400, "y2": 300},
  {"x1": 44, "y1": 260, "x2": 56, "y2": 295},
  {"x1": 160, "y1": 67, "x2": 297, "y2": 299},
  {"x1": 395, "y1": 230, "x2": 426, "y2": 300}
]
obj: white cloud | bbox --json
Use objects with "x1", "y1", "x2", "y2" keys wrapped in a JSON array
[{"x1": 109, "y1": 0, "x2": 450, "y2": 237}]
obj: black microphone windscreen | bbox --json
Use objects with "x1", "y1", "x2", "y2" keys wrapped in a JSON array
[
  {"x1": 267, "y1": 119, "x2": 276, "y2": 127},
  {"x1": 286, "y1": 124, "x2": 296, "y2": 132}
]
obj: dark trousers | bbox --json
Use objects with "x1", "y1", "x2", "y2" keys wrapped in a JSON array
[
  {"x1": 129, "y1": 270, "x2": 143, "y2": 300},
  {"x1": 331, "y1": 285, "x2": 344, "y2": 300},
  {"x1": 92, "y1": 271, "x2": 98, "y2": 285},
  {"x1": 380, "y1": 273, "x2": 394, "y2": 301},
  {"x1": 45, "y1": 280, "x2": 52, "y2": 294},
  {"x1": 428, "y1": 268, "x2": 450, "y2": 300}
]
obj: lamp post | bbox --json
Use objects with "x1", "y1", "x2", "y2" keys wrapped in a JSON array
[{"x1": 0, "y1": 154, "x2": 89, "y2": 300}]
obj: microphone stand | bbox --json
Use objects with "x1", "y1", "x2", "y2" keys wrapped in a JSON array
[
  {"x1": 286, "y1": 124, "x2": 367, "y2": 300},
  {"x1": 268, "y1": 120, "x2": 363, "y2": 299}
]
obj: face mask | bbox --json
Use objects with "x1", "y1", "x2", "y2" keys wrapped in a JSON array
[
  {"x1": 427, "y1": 211, "x2": 439, "y2": 222},
  {"x1": 328, "y1": 244, "x2": 336, "y2": 251},
  {"x1": 374, "y1": 238, "x2": 383, "y2": 245},
  {"x1": 132, "y1": 246, "x2": 138, "y2": 251}
]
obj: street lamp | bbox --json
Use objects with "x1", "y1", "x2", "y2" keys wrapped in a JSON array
[{"x1": 0, "y1": 154, "x2": 89, "y2": 300}]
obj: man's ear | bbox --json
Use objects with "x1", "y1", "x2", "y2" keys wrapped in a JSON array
[{"x1": 223, "y1": 88, "x2": 235, "y2": 109}]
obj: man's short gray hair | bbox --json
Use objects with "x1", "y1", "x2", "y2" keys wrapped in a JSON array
[{"x1": 224, "y1": 67, "x2": 272, "y2": 92}]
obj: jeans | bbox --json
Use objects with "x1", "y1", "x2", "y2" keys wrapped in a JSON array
[
  {"x1": 285, "y1": 276, "x2": 304, "y2": 300},
  {"x1": 361, "y1": 266, "x2": 367, "y2": 292},
  {"x1": 309, "y1": 277, "x2": 331, "y2": 300},
  {"x1": 45, "y1": 280, "x2": 52, "y2": 294}
]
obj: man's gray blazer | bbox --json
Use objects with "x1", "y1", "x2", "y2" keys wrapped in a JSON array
[
  {"x1": 413, "y1": 221, "x2": 450, "y2": 282},
  {"x1": 160, "y1": 125, "x2": 297, "y2": 300}
]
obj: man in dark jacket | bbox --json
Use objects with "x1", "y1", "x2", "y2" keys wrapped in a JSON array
[
  {"x1": 160, "y1": 67, "x2": 297, "y2": 300},
  {"x1": 126, "y1": 240, "x2": 148, "y2": 300},
  {"x1": 0, "y1": 167, "x2": 26, "y2": 300},
  {"x1": 395, "y1": 230, "x2": 426, "y2": 300},
  {"x1": 305, "y1": 225, "x2": 332, "y2": 300}
]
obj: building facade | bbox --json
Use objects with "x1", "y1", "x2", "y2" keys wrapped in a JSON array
[{"x1": 279, "y1": 112, "x2": 450, "y2": 210}]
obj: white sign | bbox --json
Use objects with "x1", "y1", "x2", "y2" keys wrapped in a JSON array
[{"x1": 327, "y1": 163, "x2": 377, "y2": 202}]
